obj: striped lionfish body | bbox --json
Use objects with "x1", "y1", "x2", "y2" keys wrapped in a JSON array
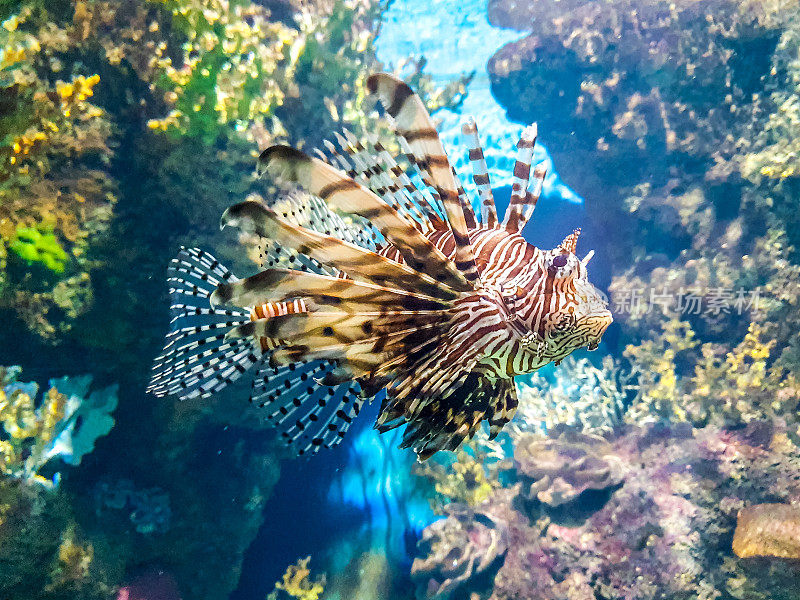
[{"x1": 148, "y1": 73, "x2": 612, "y2": 460}]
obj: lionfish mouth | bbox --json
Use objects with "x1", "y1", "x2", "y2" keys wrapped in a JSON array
[{"x1": 587, "y1": 310, "x2": 613, "y2": 350}]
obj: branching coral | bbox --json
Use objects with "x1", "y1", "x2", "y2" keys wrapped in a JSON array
[
  {"x1": 269, "y1": 556, "x2": 325, "y2": 600},
  {"x1": 512, "y1": 357, "x2": 637, "y2": 437},
  {"x1": 0, "y1": 366, "x2": 117, "y2": 486},
  {"x1": 623, "y1": 318, "x2": 800, "y2": 436},
  {"x1": 623, "y1": 318, "x2": 699, "y2": 423},
  {"x1": 411, "y1": 507, "x2": 508, "y2": 600}
]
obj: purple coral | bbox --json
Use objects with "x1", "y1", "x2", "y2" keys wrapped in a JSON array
[
  {"x1": 411, "y1": 506, "x2": 508, "y2": 600},
  {"x1": 513, "y1": 426, "x2": 625, "y2": 523}
]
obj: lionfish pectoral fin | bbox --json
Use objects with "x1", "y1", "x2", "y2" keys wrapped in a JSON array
[
  {"x1": 248, "y1": 354, "x2": 363, "y2": 455},
  {"x1": 212, "y1": 268, "x2": 450, "y2": 314},
  {"x1": 147, "y1": 248, "x2": 260, "y2": 401}
]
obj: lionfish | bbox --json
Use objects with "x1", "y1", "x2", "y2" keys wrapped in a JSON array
[{"x1": 147, "y1": 73, "x2": 612, "y2": 460}]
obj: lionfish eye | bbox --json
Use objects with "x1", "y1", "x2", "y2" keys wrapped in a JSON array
[{"x1": 552, "y1": 254, "x2": 568, "y2": 268}]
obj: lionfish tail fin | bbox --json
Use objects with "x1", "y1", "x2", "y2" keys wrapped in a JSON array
[{"x1": 147, "y1": 248, "x2": 260, "y2": 400}]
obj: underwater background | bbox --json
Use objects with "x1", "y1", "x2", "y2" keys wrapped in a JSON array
[{"x1": 2, "y1": 0, "x2": 800, "y2": 598}]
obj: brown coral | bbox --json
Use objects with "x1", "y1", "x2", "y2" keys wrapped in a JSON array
[{"x1": 733, "y1": 503, "x2": 800, "y2": 559}]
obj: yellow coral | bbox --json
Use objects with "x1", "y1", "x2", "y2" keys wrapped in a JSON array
[
  {"x1": 624, "y1": 319, "x2": 698, "y2": 422},
  {"x1": 144, "y1": 0, "x2": 298, "y2": 142},
  {"x1": 274, "y1": 556, "x2": 325, "y2": 600},
  {"x1": 436, "y1": 451, "x2": 496, "y2": 507},
  {"x1": 0, "y1": 385, "x2": 68, "y2": 485}
]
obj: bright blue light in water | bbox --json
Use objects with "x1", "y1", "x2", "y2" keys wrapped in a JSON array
[{"x1": 376, "y1": 0, "x2": 583, "y2": 206}]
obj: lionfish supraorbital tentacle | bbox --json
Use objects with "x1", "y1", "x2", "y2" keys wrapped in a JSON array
[
  {"x1": 366, "y1": 72, "x2": 482, "y2": 286},
  {"x1": 462, "y1": 116, "x2": 498, "y2": 227}
]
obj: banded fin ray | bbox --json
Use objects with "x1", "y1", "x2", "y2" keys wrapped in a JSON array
[
  {"x1": 519, "y1": 164, "x2": 547, "y2": 233},
  {"x1": 210, "y1": 268, "x2": 451, "y2": 313},
  {"x1": 258, "y1": 145, "x2": 474, "y2": 293},
  {"x1": 502, "y1": 124, "x2": 537, "y2": 232},
  {"x1": 366, "y1": 72, "x2": 481, "y2": 285},
  {"x1": 270, "y1": 321, "x2": 447, "y2": 378},
  {"x1": 221, "y1": 200, "x2": 459, "y2": 300},
  {"x1": 461, "y1": 117, "x2": 498, "y2": 227},
  {"x1": 227, "y1": 310, "x2": 447, "y2": 348}
]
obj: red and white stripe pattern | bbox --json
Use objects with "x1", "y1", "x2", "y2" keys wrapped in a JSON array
[{"x1": 462, "y1": 117, "x2": 497, "y2": 227}]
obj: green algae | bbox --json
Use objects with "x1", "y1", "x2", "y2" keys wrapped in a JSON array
[{"x1": 8, "y1": 225, "x2": 69, "y2": 273}]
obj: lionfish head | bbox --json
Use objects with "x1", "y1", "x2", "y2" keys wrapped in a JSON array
[
  {"x1": 541, "y1": 230, "x2": 612, "y2": 360},
  {"x1": 508, "y1": 229, "x2": 612, "y2": 364}
]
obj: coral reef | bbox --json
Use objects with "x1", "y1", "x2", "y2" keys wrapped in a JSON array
[
  {"x1": 513, "y1": 427, "x2": 625, "y2": 523},
  {"x1": 0, "y1": 366, "x2": 117, "y2": 487},
  {"x1": 0, "y1": 7, "x2": 116, "y2": 339},
  {"x1": 0, "y1": 367, "x2": 120, "y2": 600},
  {"x1": 144, "y1": 0, "x2": 298, "y2": 143},
  {"x1": 487, "y1": 0, "x2": 783, "y2": 187},
  {"x1": 413, "y1": 420, "x2": 800, "y2": 600},
  {"x1": 732, "y1": 503, "x2": 800, "y2": 559},
  {"x1": 411, "y1": 506, "x2": 508, "y2": 600}
]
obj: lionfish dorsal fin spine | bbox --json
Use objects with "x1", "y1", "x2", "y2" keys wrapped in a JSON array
[
  {"x1": 502, "y1": 124, "x2": 538, "y2": 232},
  {"x1": 257, "y1": 145, "x2": 474, "y2": 293},
  {"x1": 221, "y1": 201, "x2": 459, "y2": 300},
  {"x1": 211, "y1": 267, "x2": 452, "y2": 314},
  {"x1": 452, "y1": 164, "x2": 478, "y2": 230},
  {"x1": 366, "y1": 72, "x2": 482, "y2": 287},
  {"x1": 520, "y1": 164, "x2": 546, "y2": 231},
  {"x1": 461, "y1": 116, "x2": 498, "y2": 227}
]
